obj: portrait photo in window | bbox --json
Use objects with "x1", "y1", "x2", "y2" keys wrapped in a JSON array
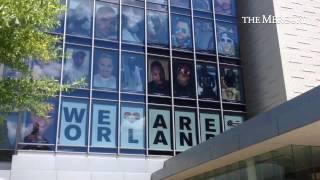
[
  {"x1": 93, "y1": 50, "x2": 118, "y2": 91},
  {"x1": 197, "y1": 64, "x2": 218, "y2": 100},
  {"x1": 214, "y1": 0, "x2": 236, "y2": 16},
  {"x1": 63, "y1": 47, "x2": 91, "y2": 87},
  {"x1": 194, "y1": 18, "x2": 215, "y2": 53},
  {"x1": 171, "y1": 0, "x2": 190, "y2": 8},
  {"x1": 122, "y1": 6, "x2": 144, "y2": 45},
  {"x1": 148, "y1": 57, "x2": 170, "y2": 96},
  {"x1": 121, "y1": 53, "x2": 145, "y2": 93},
  {"x1": 95, "y1": 3, "x2": 118, "y2": 41},
  {"x1": 220, "y1": 67, "x2": 242, "y2": 102},
  {"x1": 216, "y1": 22, "x2": 239, "y2": 57},
  {"x1": 193, "y1": 0, "x2": 212, "y2": 11},
  {"x1": 147, "y1": 10, "x2": 169, "y2": 47},
  {"x1": 173, "y1": 61, "x2": 195, "y2": 98},
  {"x1": 171, "y1": 15, "x2": 192, "y2": 50},
  {"x1": 30, "y1": 60, "x2": 61, "y2": 81},
  {"x1": 66, "y1": 0, "x2": 92, "y2": 37}
]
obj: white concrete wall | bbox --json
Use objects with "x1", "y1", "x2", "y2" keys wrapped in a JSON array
[
  {"x1": 273, "y1": 0, "x2": 320, "y2": 100},
  {"x1": 8, "y1": 151, "x2": 167, "y2": 180}
]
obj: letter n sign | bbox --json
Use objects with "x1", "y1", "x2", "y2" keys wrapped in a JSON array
[
  {"x1": 59, "y1": 100, "x2": 88, "y2": 146},
  {"x1": 148, "y1": 109, "x2": 171, "y2": 150}
]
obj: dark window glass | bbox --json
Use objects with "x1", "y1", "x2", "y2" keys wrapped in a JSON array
[
  {"x1": 216, "y1": 22, "x2": 239, "y2": 57},
  {"x1": 93, "y1": 49, "x2": 118, "y2": 91},
  {"x1": 173, "y1": 61, "x2": 195, "y2": 98},
  {"x1": 120, "y1": 103, "x2": 145, "y2": 150},
  {"x1": 122, "y1": 6, "x2": 144, "y2": 45},
  {"x1": 30, "y1": 60, "x2": 61, "y2": 81},
  {"x1": 223, "y1": 114, "x2": 243, "y2": 131},
  {"x1": 121, "y1": 52, "x2": 145, "y2": 93},
  {"x1": 193, "y1": 0, "x2": 212, "y2": 11},
  {"x1": 214, "y1": 0, "x2": 236, "y2": 16},
  {"x1": 0, "y1": 113, "x2": 18, "y2": 150},
  {"x1": 66, "y1": 0, "x2": 92, "y2": 37},
  {"x1": 171, "y1": 15, "x2": 193, "y2": 50},
  {"x1": 21, "y1": 100, "x2": 58, "y2": 150},
  {"x1": 194, "y1": 18, "x2": 215, "y2": 53},
  {"x1": 171, "y1": 0, "x2": 190, "y2": 8},
  {"x1": 220, "y1": 66, "x2": 243, "y2": 102},
  {"x1": 63, "y1": 46, "x2": 91, "y2": 88},
  {"x1": 197, "y1": 63, "x2": 218, "y2": 100},
  {"x1": 148, "y1": 57, "x2": 170, "y2": 96},
  {"x1": 147, "y1": 10, "x2": 169, "y2": 47},
  {"x1": 147, "y1": 0, "x2": 167, "y2": 5},
  {"x1": 95, "y1": 3, "x2": 119, "y2": 41}
]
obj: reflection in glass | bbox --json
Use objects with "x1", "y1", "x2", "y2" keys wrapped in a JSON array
[
  {"x1": 215, "y1": 0, "x2": 235, "y2": 16},
  {"x1": 95, "y1": 3, "x2": 118, "y2": 41},
  {"x1": 122, "y1": 6, "x2": 144, "y2": 44},
  {"x1": 220, "y1": 67, "x2": 242, "y2": 102},
  {"x1": 121, "y1": 53, "x2": 145, "y2": 93},
  {"x1": 173, "y1": 62, "x2": 195, "y2": 98},
  {"x1": 197, "y1": 64, "x2": 218, "y2": 100},
  {"x1": 171, "y1": 0, "x2": 190, "y2": 8},
  {"x1": 148, "y1": 58, "x2": 170, "y2": 96},
  {"x1": 120, "y1": 104, "x2": 145, "y2": 149},
  {"x1": 147, "y1": 0, "x2": 167, "y2": 5},
  {"x1": 63, "y1": 47, "x2": 91, "y2": 87},
  {"x1": 193, "y1": 0, "x2": 212, "y2": 11},
  {"x1": 66, "y1": 0, "x2": 92, "y2": 37},
  {"x1": 195, "y1": 18, "x2": 215, "y2": 53},
  {"x1": 30, "y1": 60, "x2": 61, "y2": 80},
  {"x1": 217, "y1": 22, "x2": 239, "y2": 57},
  {"x1": 171, "y1": 15, "x2": 192, "y2": 50},
  {"x1": 147, "y1": 11, "x2": 169, "y2": 47},
  {"x1": 93, "y1": 50, "x2": 118, "y2": 90},
  {"x1": 0, "y1": 113, "x2": 18, "y2": 150}
]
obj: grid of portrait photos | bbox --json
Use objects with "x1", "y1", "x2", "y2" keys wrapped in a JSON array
[{"x1": 0, "y1": 0, "x2": 245, "y2": 155}]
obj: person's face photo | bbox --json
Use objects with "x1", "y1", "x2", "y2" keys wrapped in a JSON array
[
  {"x1": 215, "y1": 0, "x2": 234, "y2": 15},
  {"x1": 175, "y1": 21, "x2": 190, "y2": 43},
  {"x1": 177, "y1": 65, "x2": 190, "y2": 87},
  {"x1": 72, "y1": 51, "x2": 86, "y2": 68},
  {"x1": 95, "y1": 5, "x2": 117, "y2": 39},
  {"x1": 151, "y1": 66, "x2": 162, "y2": 85},
  {"x1": 219, "y1": 32, "x2": 235, "y2": 56},
  {"x1": 98, "y1": 56, "x2": 113, "y2": 78}
]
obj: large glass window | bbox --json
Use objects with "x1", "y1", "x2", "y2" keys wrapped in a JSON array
[
  {"x1": 66, "y1": 0, "x2": 92, "y2": 37},
  {"x1": 147, "y1": 10, "x2": 169, "y2": 47},
  {"x1": 122, "y1": 6, "x2": 144, "y2": 45},
  {"x1": 148, "y1": 57, "x2": 170, "y2": 96},
  {"x1": 214, "y1": 0, "x2": 236, "y2": 16},
  {"x1": 173, "y1": 61, "x2": 195, "y2": 98},
  {"x1": 93, "y1": 49, "x2": 118, "y2": 91},
  {"x1": 121, "y1": 52, "x2": 145, "y2": 93},
  {"x1": 171, "y1": 0, "x2": 190, "y2": 8},
  {"x1": 197, "y1": 63, "x2": 218, "y2": 100},
  {"x1": 95, "y1": 2, "x2": 119, "y2": 41},
  {"x1": 194, "y1": 18, "x2": 215, "y2": 53},
  {"x1": 171, "y1": 15, "x2": 193, "y2": 50},
  {"x1": 63, "y1": 46, "x2": 91, "y2": 88},
  {"x1": 217, "y1": 22, "x2": 239, "y2": 58},
  {"x1": 193, "y1": 0, "x2": 212, "y2": 12},
  {"x1": 220, "y1": 66, "x2": 243, "y2": 102}
]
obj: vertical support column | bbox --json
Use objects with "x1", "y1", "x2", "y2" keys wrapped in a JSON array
[
  {"x1": 246, "y1": 158, "x2": 258, "y2": 180},
  {"x1": 144, "y1": 0, "x2": 149, "y2": 156},
  {"x1": 117, "y1": 0, "x2": 123, "y2": 155}
]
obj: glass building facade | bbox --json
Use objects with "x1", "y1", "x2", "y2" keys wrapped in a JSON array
[{"x1": 1, "y1": 0, "x2": 245, "y2": 156}]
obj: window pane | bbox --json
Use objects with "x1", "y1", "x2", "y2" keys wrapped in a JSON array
[
  {"x1": 214, "y1": 0, "x2": 236, "y2": 16},
  {"x1": 59, "y1": 98, "x2": 89, "y2": 146},
  {"x1": 200, "y1": 112, "x2": 220, "y2": 142},
  {"x1": 66, "y1": 0, "x2": 92, "y2": 37},
  {"x1": 122, "y1": 6, "x2": 144, "y2": 45},
  {"x1": 147, "y1": 10, "x2": 169, "y2": 47},
  {"x1": 121, "y1": 52, "x2": 145, "y2": 93},
  {"x1": 197, "y1": 63, "x2": 218, "y2": 100},
  {"x1": 171, "y1": 15, "x2": 193, "y2": 50},
  {"x1": 217, "y1": 22, "x2": 239, "y2": 57},
  {"x1": 148, "y1": 57, "x2": 170, "y2": 96},
  {"x1": 171, "y1": 0, "x2": 190, "y2": 8},
  {"x1": 173, "y1": 61, "x2": 195, "y2": 98},
  {"x1": 93, "y1": 49, "x2": 118, "y2": 91},
  {"x1": 193, "y1": 0, "x2": 212, "y2": 11},
  {"x1": 95, "y1": 3, "x2": 119, "y2": 41},
  {"x1": 194, "y1": 18, "x2": 215, "y2": 53},
  {"x1": 30, "y1": 60, "x2": 61, "y2": 81},
  {"x1": 220, "y1": 67, "x2": 243, "y2": 102},
  {"x1": 147, "y1": 0, "x2": 167, "y2": 5},
  {"x1": 175, "y1": 109, "x2": 197, "y2": 151},
  {"x1": 63, "y1": 46, "x2": 91, "y2": 88},
  {"x1": 120, "y1": 104, "x2": 145, "y2": 149},
  {"x1": 223, "y1": 115, "x2": 243, "y2": 131}
]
